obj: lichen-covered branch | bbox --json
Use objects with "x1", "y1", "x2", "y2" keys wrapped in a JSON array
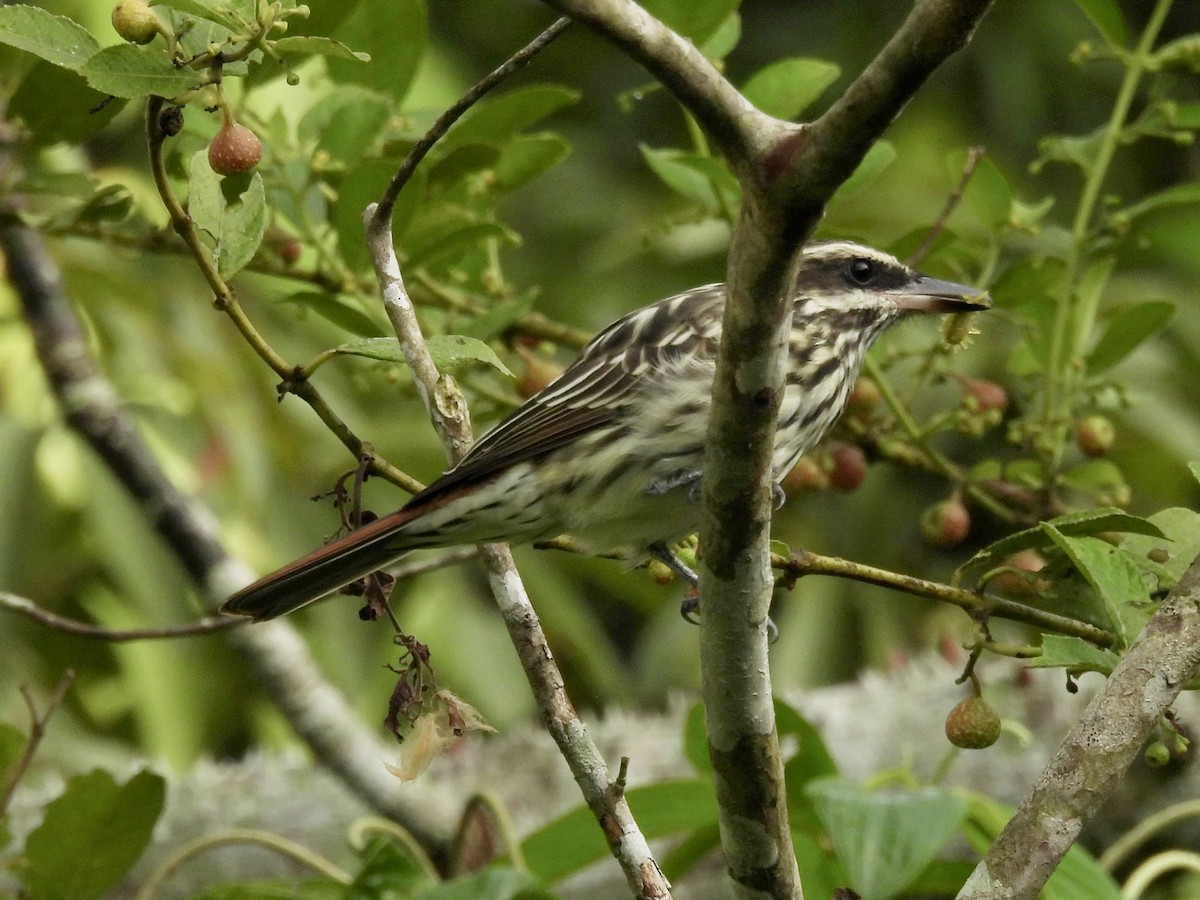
[{"x1": 959, "y1": 552, "x2": 1200, "y2": 899}]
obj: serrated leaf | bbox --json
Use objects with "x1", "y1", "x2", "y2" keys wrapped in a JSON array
[
  {"x1": 9, "y1": 61, "x2": 126, "y2": 146},
  {"x1": 1043, "y1": 525, "x2": 1149, "y2": 647},
  {"x1": 80, "y1": 44, "x2": 203, "y2": 99},
  {"x1": 22, "y1": 769, "x2": 165, "y2": 900},
  {"x1": 741, "y1": 57, "x2": 840, "y2": 120},
  {"x1": 956, "y1": 508, "x2": 1164, "y2": 585},
  {"x1": 448, "y1": 85, "x2": 580, "y2": 149},
  {"x1": 1070, "y1": 0, "x2": 1128, "y2": 47},
  {"x1": 831, "y1": 140, "x2": 897, "y2": 202},
  {"x1": 1087, "y1": 301, "x2": 1174, "y2": 373},
  {"x1": 807, "y1": 777, "x2": 966, "y2": 900},
  {"x1": 0, "y1": 6, "x2": 100, "y2": 72},
  {"x1": 187, "y1": 151, "x2": 267, "y2": 279},
  {"x1": 426, "y1": 335, "x2": 514, "y2": 377},
  {"x1": 272, "y1": 35, "x2": 370, "y2": 62},
  {"x1": 1122, "y1": 507, "x2": 1200, "y2": 591},
  {"x1": 1026, "y1": 635, "x2": 1121, "y2": 674}
]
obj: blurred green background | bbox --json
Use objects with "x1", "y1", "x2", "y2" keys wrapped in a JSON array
[{"x1": 0, "y1": 0, "x2": 1198, "y2": 773}]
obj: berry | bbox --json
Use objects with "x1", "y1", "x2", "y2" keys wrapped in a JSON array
[
  {"x1": 1144, "y1": 740, "x2": 1171, "y2": 768},
  {"x1": 945, "y1": 694, "x2": 1001, "y2": 749},
  {"x1": 208, "y1": 122, "x2": 263, "y2": 176},
  {"x1": 112, "y1": 0, "x2": 164, "y2": 44},
  {"x1": 847, "y1": 376, "x2": 882, "y2": 415},
  {"x1": 781, "y1": 455, "x2": 829, "y2": 493},
  {"x1": 991, "y1": 549, "x2": 1047, "y2": 597},
  {"x1": 920, "y1": 497, "x2": 970, "y2": 548},
  {"x1": 1076, "y1": 415, "x2": 1115, "y2": 457},
  {"x1": 826, "y1": 442, "x2": 868, "y2": 492},
  {"x1": 964, "y1": 379, "x2": 1008, "y2": 415}
]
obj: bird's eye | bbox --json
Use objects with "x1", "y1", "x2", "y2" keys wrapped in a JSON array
[{"x1": 847, "y1": 258, "x2": 875, "y2": 286}]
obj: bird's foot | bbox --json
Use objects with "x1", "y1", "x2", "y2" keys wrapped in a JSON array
[{"x1": 644, "y1": 469, "x2": 701, "y2": 498}]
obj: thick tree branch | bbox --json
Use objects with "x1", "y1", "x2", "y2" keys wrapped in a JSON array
[
  {"x1": 960, "y1": 552, "x2": 1200, "y2": 899},
  {"x1": 0, "y1": 216, "x2": 451, "y2": 848},
  {"x1": 542, "y1": 2, "x2": 995, "y2": 897}
]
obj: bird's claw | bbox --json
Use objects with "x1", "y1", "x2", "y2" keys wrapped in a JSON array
[{"x1": 644, "y1": 470, "x2": 701, "y2": 497}]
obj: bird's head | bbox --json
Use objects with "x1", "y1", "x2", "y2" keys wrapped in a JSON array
[{"x1": 794, "y1": 241, "x2": 991, "y2": 317}]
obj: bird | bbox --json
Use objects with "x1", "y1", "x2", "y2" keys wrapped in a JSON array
[{"x1": 221, "y1": 240, "x2": 990, "y2": 621}]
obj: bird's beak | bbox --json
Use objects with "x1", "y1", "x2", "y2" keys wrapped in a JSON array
[{"x1": 891, "y1": 275, "x2": 991, "y2": 314}]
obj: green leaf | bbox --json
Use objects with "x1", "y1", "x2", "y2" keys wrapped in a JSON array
[
  {"x1": 8, "y1": 61, "x2": 126, "y2": 146},
  {"x1": 80, "y1": 44, "x2": 203, "y2": 99},
  {"x1": 332, "y1": 158, "x2": 423, "y2": 272},
  {"x1": 153, "y1": 0, "x2": 247, "y2": 32},
  {"x1": 456, "y1": 295, "x2": 535, "y2": 342},
  {"x1": 281, "y1": 292, "x2": 385, "y2": 338},
  {"x1": 1033, "y1": 127, "x2": 1106, "y2": 176},
  {"x1": 1122, "y1": 507, "x2": 1200, "y2": 591},
  {"x1": 1043, "y1": 525, "x2": 1149, "y2": 647},
  {"x1": 329, "y1": 0, "x2": 426, "y2": 102},
  {"x1": 831, "y1": 141, "x2": 896, "y2": 202},
  {"x1": 0, "y1": 5, "x2": 100, "y2": 71},
  {"x1": 494, "y1": 134, "x2": 572, "y2": 191},
  {"x1": 187, "y1": 151, "x2": 267, "y2": 279},
  {"x1": 426, "y1": 335, "x2": 514, "y2": 377},
  {"x1": 272, "y1": 35, "x2": 371, "y2": 62},
  {"x1": 639, "y1": 0, "x2": 741, "y2": 44},
  {"x1": 640, "y1": 145, "x2": 739, "y2": 212},
  {"x1": 741, "y1": 58, "x2": 840, "y2": 120},
  {"x1": 956, "y1": 508, "x2": 1164, "y2": 585},
  {"x1": 1087, "y1": 301, "x2": 1175, "y2": 373},
  {"x1": 448, "y1": 85, "x2": 580, "y2": 149},
  {"x1": 1026, "y1": 635, "x2": 1121, "y2": 674},
  {"x1": 1114, "y1": 183, "x2": 1200, "y2": 224},
  {"x1": 780, "y1": 700, "x2": 839, "y2": 833},
  {"x1": 350, "y1": 834, "x2": 437, "y2": 897},
  {"x1": 956, "y1": 153, "x2": 1012, "y2": 230},
  {"x1": 405, "y1": 221, "x2": 518, "y2": 271},
  {"x1": 683, "y1": 701, "x2": 711, "y2": 775},
  {"x1": 0, "y1": 723, "x2": 26, "y2": 792},
  {"x1": 316, "y1": 92, "x2": 392, "y2": 170},
  {"x1": 522, "y1": 779, "x2": 717, "y2": 883},
  {"x1": 697, "y1": 12, "x2": 741, "y2": 59},
  {"x1": 416, "y1": 868, "x2": 547, "y2": 899},
  {"x1": 807, "y1": 777, "x2": 966, "y2": 900},
  {"x1": 1070, "y1": 0, "x2": 1128, "y2": 47},
  {"x1": 22, "y1": 769, "x2": 165, "y2": 900}
]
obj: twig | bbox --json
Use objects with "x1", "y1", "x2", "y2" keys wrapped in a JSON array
[
  {"x1": 778, "y1": 552, "x2": 1116, "y2": 648},
  {"x1": 909, "y1": 145, "x2": 985, "y2": 266},
  {"x1": 0, "y1": 215, "x2": 450, "y2": 848},
  {"x1": 0, "y1": 593, "x2": 242, "y2": 641},
  {"x1": 364, "y1": 18, "x2": 671, "y2": 899},
  {"x1": 0, "y1": 671, "x2": 75, "y2": 815}
]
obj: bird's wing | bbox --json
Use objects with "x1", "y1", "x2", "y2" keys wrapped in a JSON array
[{"x1": 406, "y1": 284, "x2": 725, "y2": 505}]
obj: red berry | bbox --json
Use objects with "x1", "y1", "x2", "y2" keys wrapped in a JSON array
[
  {"x1": 945, "y1": 694, "x2": 1001, "y2": 749},
  {"x1": 1076, "y1": 415, "x2": 1115, "y2": 457},
  {"x1": 826, "y1": 442, "x2": 868, "y2": 492},
  {"x1": 208, "y1": 122, "x2": 263, "y2": 176},
  {"x1": 847, "y1": 377, "x2": 882, "y2": 414},
  {"x1": 920, "y1": 497, "x2": 970, "y2": 548},
  {"x1": 781, "y1": 455, "x2": 829, "y2": 493},
  {"x1": 279, "y1": 241, "x2": 302, "y2": 266},
  {"x1": 991, "y1": 549, "x2": 1047, "y2": 597},
  {"x1": 964, "y1": 380, "x2": 1009, "y2": 415}
]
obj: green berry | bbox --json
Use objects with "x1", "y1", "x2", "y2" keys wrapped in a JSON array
[
  {"x1": 112, "y1": 0, "x2": 163, "y2": 44},
  {"x1": 1077, "y1": 415, "x2": 1115, "y2": 457},
  {"x1": 945, "y1": 694, "x2": 1001, "y2": 749}
]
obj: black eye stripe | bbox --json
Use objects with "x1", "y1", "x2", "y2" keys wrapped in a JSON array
[{"x1": 848, "y1": 258, "x2": 874, "y2": 285}]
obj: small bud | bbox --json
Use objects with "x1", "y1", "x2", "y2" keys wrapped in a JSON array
[
  {"x1": 920, "y1": 497, "x2": 970, "y2": 548},
  {"x1": 647, "y1": 559, "x2": 675, "y2": 585},
  {"x1": 1144, "y1": 740, "x2": 1171, "y2": 768},
  {"x1": 1076, "y1": 415, "x2": 1115, "y2": 457},
  {"x1": 208, "y1": 121, "x2": 263, "y2": 176},
  {"x1": 945, "y1": 694, "x2": 1001, "y2": 749}
]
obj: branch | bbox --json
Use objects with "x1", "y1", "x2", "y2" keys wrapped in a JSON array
[
  {"x1": 959, "y1": 552, "x2": 1200, "y2": 898},
  {"x1": 0, "y1": 216, "x2": 452, "y2": 849},
  {"x1": 0, "y1": 593, "x2": 241, "y2": 640},
  {"x1": 543, "y1": 2, "x2": 994, "y2": 896},
  {"x1": 363, "y1": 19, "x2": 671, "y2": 898}
]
